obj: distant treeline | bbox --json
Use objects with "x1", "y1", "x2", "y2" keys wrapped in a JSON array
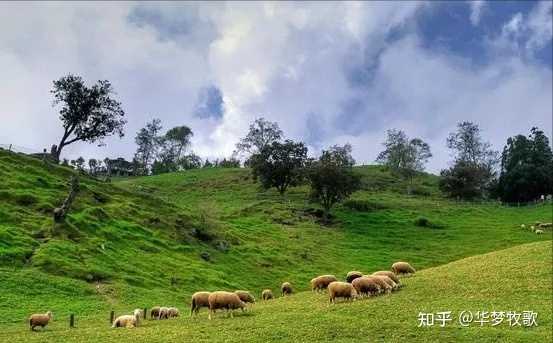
[{"x1": 31, "y1": 73, "x2": 553, "y2": 204}]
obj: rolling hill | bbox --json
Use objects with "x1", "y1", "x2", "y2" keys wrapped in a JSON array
[{"x1": 0, "y1": 147, "x2": 551, "y2": 342}]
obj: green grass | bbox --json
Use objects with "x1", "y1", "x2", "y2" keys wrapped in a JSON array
[
  {"x1": 3, "y1": 241, "x2": 551, "y2": 342},
  {"x1": 0, "y1": 148, "x2": 551, "y2": 341}
]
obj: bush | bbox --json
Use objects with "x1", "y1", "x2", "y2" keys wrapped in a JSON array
[
  {"x1": 414, "y1": 216, "x2": 445, "y2": 229},
  {"x1": 410, "y1": 185, "x2": 432, "y2": 196},
  {"x1": 15, "y1": 193, "x2": 38, "y2": 206},
  {"x1": 343, "y1": 200, "x2": 387, "y2": 212}
]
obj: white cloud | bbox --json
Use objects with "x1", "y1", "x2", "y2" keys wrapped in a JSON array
[
  {"x1": 469, "y1": 0, "x2": 486, "y2": 26},
  {"x1": 0, "y1": 2, "x2": 551, "y2": 173}
]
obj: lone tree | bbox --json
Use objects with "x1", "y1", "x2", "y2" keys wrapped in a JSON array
[
  {"x1": 234, "y1": 117, "x2": 283, "y2": 161},
  {"x1": 497, "y1": 127, "x2": 553, "y2": 202},
  {"x1": 133, "y1": 118, "x2": 162, "y2": 175},
  {"x1": 307, "y1": 144, "x2": 361, "y2": 221},
  {"x1": 376, "y1": 129, "x2": 431, "y2": 192},
  {"x1": 250, "y1": 140, "x2": 308, "y2": 195},
  {"x1": 50, "y1": 74, "x2": 126, "y2": 162},
  {"x1": 439, "y1": 121, "x2": 498, "y2": 199},
  {"x1": 164, "y1": 125, "x2": 193, "y2": 161}
]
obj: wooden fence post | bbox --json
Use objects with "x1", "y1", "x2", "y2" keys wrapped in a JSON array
[
  {"x1": 110, "y1": 310, "x2": 115, "y2": 324},
  {"x1": 69, "y1": 314, "x2": 75, "y2": 328},
  {"x1": 144, "y1": 308, "x2": 147, "y2": 320}
]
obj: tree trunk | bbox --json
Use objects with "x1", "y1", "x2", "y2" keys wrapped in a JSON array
[{"x1": 53, "y1": 176, "x2": 80, "y2": 223}]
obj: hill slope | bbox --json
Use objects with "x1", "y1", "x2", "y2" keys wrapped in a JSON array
[
  {"x1": 0, "y1": 148, "x2": 551, "y2": 327},
  {"x1": 4, "y1": 241, "x2": 551, "y2": 342}
]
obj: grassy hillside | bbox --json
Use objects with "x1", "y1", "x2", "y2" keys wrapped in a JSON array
[
  {"x1": 0, "y1": 147, "x2": 551, "y2": 337},
  {"x1": 3, "y1": 241, "x2": 551, "y2": 342}
]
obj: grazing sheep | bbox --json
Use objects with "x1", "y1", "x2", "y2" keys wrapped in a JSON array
[
  {"x1": 29, "y1": 311, "x2": 53, "y2": 331},
  {"x1": 535, "y1": 229, "x2": 544, "y2": 234},
  {"x1": 112, "y1": 312, "x2": 139, "y2": 328},
  {"x1": 372, "y1": 275, "x2": 397, "y2": 292},
  {"x1": 158, "y1": 307, "x2": 169, "y2": 320},
  {"x1": 520, "y1": 224, "x2": 526, "y2": 229},
  {"x1": 391, "y1": 261, "x2": 416, "y2": 275},
  {"x1": 372, "y1": 271, "x2": 401, "y2": 286},
  {"x1": 208, "y1": 291, "x2": 246, "y2": 320},
  {"x1": 150, "y1": 306, "x2": 161, "y2": 320},
  {"x1": 310, "y1": 275, "x2": 338, "y2": 292},
  {"x1": 364, "y1": 275, "x2": 391, "y2": 294},
  {"x1": 346, "y1": 271, "x2": 363, "y2": 283},
  {"x1": 531, "y1": 225, "x2": 535, "y2": 231},
  {"x1": 261, "y1": 289, "x2": 274, "y2": 300},
  {"x1": 328, "y1": 281, "x2": 357, "y2": 303},
  {"x1": 133, "y1": 309, "x2": 143, "y2": 318},
  {"x1": 539, "y1": 223, "x2": 552, "y2": 228},
  {"x1": 235, "y1": 290, "x2": 255, "y2": 304},
  {"x1": 190, "y1": 292, "x2": 211, "y2": 316},
  {"x1": 281, "y1": 282, "x2": 293, "y2": 296},
  {"x1": 168, "y1": 307, "x2": 180, "y2": 318},
  {"x1": 352, "y1": 277, "x2": 380, "y2": 297}
]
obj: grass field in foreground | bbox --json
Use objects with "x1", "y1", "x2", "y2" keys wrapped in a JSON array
[
  {"x1": 3, "y1": 241, "x2": 551, "y2": 342},
  {"x1": 1, "y1": 148, "x2": 551, "y2": 342}
]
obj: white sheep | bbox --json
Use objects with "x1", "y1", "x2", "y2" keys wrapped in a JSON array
[
  {"x1": 112, "y1": 312, "x2": 139, "y2": 328},
  {"x1": 535, "y1": 229, "x2": 544, "y2": 234},
  {"x1": 520, "y1": 224, "x2": 526, "y2": 229}
]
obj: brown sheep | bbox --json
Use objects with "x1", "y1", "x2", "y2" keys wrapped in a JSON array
[
  {"x1": 190, "y1": 291, "x2": 211, "y2": 316},
  {"x1": 29, "y1": 311, "x2": 53, "y2": 331},
  {"x1": 391, "y1": 261, "x2": 416, "y2": 275},
  {"x1": 150, "y1": 306, "x2": 161, "y2": 320},
  {"x1": 235, "y1": 290, "x2": 255, "y2": 304},
  {"x1": 208, "y1": 291, "x2": 246, "y2": 320},
  {"x1": 352, "y1": 277, "x2": 380, "y2": 297},
  {"x1": 281, "y1": 282, "x2": 293, "y2": 296},
  {"x1": 328, "y1": 281, "x2": 357, "y2": 303},
  {"x1": 112, "y1": 313, "x2": 139, "y2": 328},
  {"x1": 364, "y1": 275, "x2": 391, "y2": 294},
  {"x1": 168, "y1": 307, "x2": 180, "y2": 318},
  {"x1": 346, "y1": 271, "x2": 363, "y2": 283},
  {"x1": 310, "y1": 275, "x2": 338, "y2": 292},
  {"x1": 261, "y1": 289, "x2": 274, "y2": 300},
  {"x1": 372, "y1": 271, "x2": 401, "y2": 285},
  {"x1": 372, "y1": 275, "x2": 397, "y2": 292}
]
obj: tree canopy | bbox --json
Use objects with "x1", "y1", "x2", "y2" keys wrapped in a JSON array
[
  {"x1": 376, "y1": 129, "x2": 432, "y2": 184},
  {"x1": 496, "y1": 127, "x2": 553, "y2": 202},
  {"x1": 440, "y1": 122, "x2": 498, "y2": 200},
  {"x1": 250, "y1": 140, "x2": 308, "y2": 195},
  {"x1": 307, "y1": 144, "x2": 361, "y2": 220},
  {"x1": 235, "y1": 117, "x2": 283, "y2": 159},
  {"x1": 50, "y1": 74, "x2": 126, "y2": 162}
]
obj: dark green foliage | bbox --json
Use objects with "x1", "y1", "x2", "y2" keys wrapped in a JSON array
[
  {"x1": 134, "y1": 118, "x2": 162, "y2": 175},
  {"x1": 376, "y1": 129, "x2": 432, "y2": 192},
  {"x1": 414, "y1": 216, "x2": 445, "y2": 229},
  {"x1": 497, "y1": 127, "x2": 553, "y2": 202},
  {"x1": 250, "y1": 140, "x2": 308, "y2": 195},
  {"x1": 342, "y1": 199, "x2": 387, "y2": 212},
  {"x1": 307, "y1": 144, "x2": 362, "y2": 219},
  {"x1": 439, "y1": 161, "x2": 494, "y2": 200},
  {"x1": 50, "y1": 74, "x2": 126, "y2": 161},
  {"x1": 440, "y1": 122, "x2": 498, "y2": 200},
  {"x1": 14, "y1": 193, "x2": 38, "y2": 206},
  {"x1": 235, "y1": 117, "x2": 283, "y2": 158}
]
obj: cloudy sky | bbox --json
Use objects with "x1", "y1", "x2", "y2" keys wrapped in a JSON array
[{"x1": 1, "y1": 1, "x2": 551, "y2": 172}]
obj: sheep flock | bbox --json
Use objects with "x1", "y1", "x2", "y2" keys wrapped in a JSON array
[
  {"x1": 521, "y1": 222, "x2": 552, "y2": 234},
  {"x1": 27, "y1": 261, "x2": 416, "y2": 332}
]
